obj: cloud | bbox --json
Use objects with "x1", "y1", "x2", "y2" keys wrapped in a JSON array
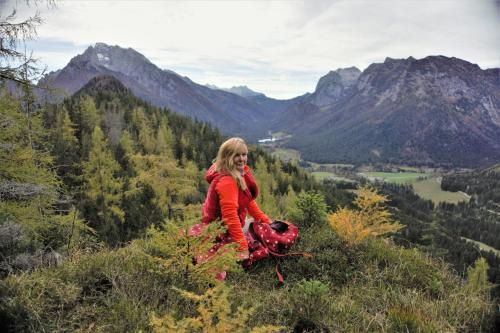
[{"x1": 11, "y1": 0, "x2": 500, "y2": 98}]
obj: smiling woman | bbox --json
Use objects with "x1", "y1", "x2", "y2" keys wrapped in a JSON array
[{"x1": 201, "y1": 137, "x2": 272, "y2": 257}]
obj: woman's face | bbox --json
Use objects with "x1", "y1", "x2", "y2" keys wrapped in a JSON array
[{"x1": 233, "y1": 149, "x2": 248, "y2": 172}]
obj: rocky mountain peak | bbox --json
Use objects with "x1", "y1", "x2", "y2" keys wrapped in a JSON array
[
  {"x1": 311, "y1": 67, "x2": 361, "y2": 107},
  {"x1": 225, "y1": 85, "x2": 265, "y2": 98},
  {"x1": 356, "y1": 55, "x2": 491, "y2": 104},
  {"x1": 205, "y1": 84, "x2": 265, "y2": 98},
  {"x1": 315, "y1": 67, "x2": 361, "y2": 92},
  {"x1": 70, "y1": 43, "x2": 153, "y2": 76}
]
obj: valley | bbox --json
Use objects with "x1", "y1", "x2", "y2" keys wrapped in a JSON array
[{"x1": 262, "y1": 145, "x2": 470, "y2": 204}]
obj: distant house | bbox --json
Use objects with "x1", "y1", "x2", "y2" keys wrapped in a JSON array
[{"x1": 258, "y1": 137, "x2": 277, "y2": 143}]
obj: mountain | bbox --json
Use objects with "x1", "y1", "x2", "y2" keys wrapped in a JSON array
[
  {"x1": 39, "y1": 43, "x2": 283, "y2": 138},
  {"x1": 269, "y1": 67, "x2": 361, "y2": 132},
  {"x1": 310, "y1": 67, "x2": 361, "y2": 107},
  {"x1": 206, "y1": 84, "x2": 266, "y2": 98},
  {"x1": 281, "y1": 56, "x2": 500, "y2": 168},
  {"x1": 223, "y1": 85, "x2": 265, "y2": 98}
]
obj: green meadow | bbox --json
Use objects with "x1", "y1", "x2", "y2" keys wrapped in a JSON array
[
  {"x1": 269, "y1": 147, "x2": 301, "y2": 162},
  {"x1": 311, "y1": 171, "x2": 354, "y2": 183},
  {"x1": 360, "y1": 172, "x2": 428, "y2": 184},
  {"x1": 413, "y1": 177, "x2": 470, "y2": 204},
  {"x1": 360, "y1": 172, "x2": 470, "y2": 204}
]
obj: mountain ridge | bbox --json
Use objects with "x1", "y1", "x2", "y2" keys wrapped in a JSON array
[
  {"x1": 39, "y1": 43, "x2": 500, "y2": 167},
  {"x1": 283, "y1": 56, "x2": 500, "y2": 167},
  {"x1": 39, "y1": 43, "x2": 278, "y2": 138}
]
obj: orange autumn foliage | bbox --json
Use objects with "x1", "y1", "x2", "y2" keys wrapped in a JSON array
[{"x1": 329, "y1": 186, "x2": 404, "y2": 246}]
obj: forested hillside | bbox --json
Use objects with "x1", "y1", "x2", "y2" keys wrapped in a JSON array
[
  {"x1": 442, "y1": 165, "x2": 500, "y2": 211},
  {"x1": 0, "y1": 78, "x2": 496, "y2": 332}
]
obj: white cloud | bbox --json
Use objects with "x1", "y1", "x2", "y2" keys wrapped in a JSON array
[{"x1": 10, "y1": 0, "x2": 500, "y2": 98}]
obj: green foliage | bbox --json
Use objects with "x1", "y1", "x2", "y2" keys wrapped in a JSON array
[
  {"x1": 0, "y1": 216, "x2": 249, "y2": 332},
  {"x1": 278, "y1": 184, "x2": 297, "y2": 219},
  {"x1": 289, "y1": 191, "x2": 328, "y2": 227},
  {"x1": 0, "y1": 87, "x2": 93, "y2": 269},
  {"x1": 139, "y1": 220, "x2": 241, "y2": 289},
  {"x1": 441, "y1": 165, "x2": 500, "y2": 207},
  {"x1": 0, "y1": 245, "x2": 167, "y2": 332},
  {"x1": 150, "y1": 284, "x2": 282, "y2": 333},
  {"x1": 48, "y1": 106, "x2": 80, "y2": 185},
  {"x1": 0, "y1": 90, "x2": 54, "y2": 184},
  {"x1": 466, "y1": 258, "x2": 490, "y2": 295},
  {"x1": 253, "y1": 156, "x2": 280, "y2": 218},
  {"x1": 288, "y1": 280, "x2": 330, "y2": 326},
  {"x1": 74, "y1": 96, "x2": 100, "y2": 159},
  {"x1": 83, "y1": 126, "x2": 124, "y2": 245},
  {"x1": 326, "y1": 239, "x2": 494, "y2": 332}
]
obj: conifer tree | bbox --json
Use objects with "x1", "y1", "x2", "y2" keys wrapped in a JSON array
[
  {"x1": 130, "y1": 107, "x2": 155, "y2": 154},
  {"x1": 466, "y1": 258, "x2": 490, "y2": 294},
  {"x1": 155, "y1": 117, "x2": 174, "y2": 158},
  {"x1": 123, "y1": 113, "x2": 197, "y2": 234},
  {"x1": 50, "y1": 106, "x2": 79, "y2": 185},
  {"x1": 116, "y1": 130, "x2": 135, "y2": 176},
  {"x1": 83, "y1": 126, "x2": 124, "y2": 244},
  {"x1": 1, "y1": 86, "x2": 92, "y2": 260},
  {"x1": 280, "y1": 184, "x2": 298, "y2": 218},
  {"x1": 77, "y1": 96, "x2": 100, "y2": 159},
  {"x1": 329, "y1": 186, "x2": 403, "y2": 246},
  {"x1": 127, "y1": 153, "x2": 197, "y2": 220},
  {"x1": 150, "y1": 284, "x2": 281, "y2": 333},
  {"x1": 253, "y1": 156, "x2": 279, "y2": 218}
]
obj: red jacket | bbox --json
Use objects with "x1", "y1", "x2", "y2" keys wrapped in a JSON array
[{"x1": 202, "y1": 164, "x2": 271, "y2": 251}]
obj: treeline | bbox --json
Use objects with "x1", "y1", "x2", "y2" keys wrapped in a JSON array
[
  {"x1": 441, "y1": 165, "x2": 500, "y2": 209},
  {"x1": 438, "y1": 201, "x2": 500, "y2": 251}
]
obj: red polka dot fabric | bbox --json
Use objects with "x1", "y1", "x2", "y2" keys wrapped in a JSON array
[
  {"x1": 188, "y1": 220, "x2": 299, "y2": 277},
  {"x1": 243, "y1": 220, "x2": 299, "y2": 268}
]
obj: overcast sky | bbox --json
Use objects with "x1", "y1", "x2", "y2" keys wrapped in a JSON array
[{"x1": 6, "y1": 0, "x2": 500, "y2": 99}]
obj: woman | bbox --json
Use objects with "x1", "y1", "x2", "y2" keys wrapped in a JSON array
[{"x1": 201, "y1": 137, "x2": 271, "y2": 258}]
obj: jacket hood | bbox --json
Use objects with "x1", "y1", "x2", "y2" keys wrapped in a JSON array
[{"x1": 205, "y1": 163, "x2": 250, "y2": 184}]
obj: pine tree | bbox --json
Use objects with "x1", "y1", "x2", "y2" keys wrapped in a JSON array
[
  {"x1": 116, "y1": 130, "x2": 135, "y2": 176},
  {"x1": 83, "y1": 126, "x2": 124, "y2": 244},
  {"x1": 253, "y1": 156, "x2": 279, "y2": 218},
  {"x1": 280, "y1": 184, "x2": 298, "y2": 219},
  {"x1": 155, "y1": 117, "x2": 174, "y2": 158},
  {"x1": 50, "y1": 106, "x2": 79, "y2": 186},
  {"x1": 77, "y1": 96, "x2": 100, "y2": 159},
  {"x1": 0, "y1": 86, "x2": 92, "y2": 260},
  {"x1": 466, "y1": 258, "x2": 490, "y2": 294},
  {"x1": 150, "y1": 284, "x2": 281, "y2": 333}
]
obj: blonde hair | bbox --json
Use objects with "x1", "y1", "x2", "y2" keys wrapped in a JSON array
[{"x1": 215, "y1": 137, "x2": 248, "y2": 190}]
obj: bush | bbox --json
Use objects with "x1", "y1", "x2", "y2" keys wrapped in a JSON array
[
  {"x1": 288, "y1": 279, "x2": 331, "y2": 331},
  {"x1": 150, "y1": 284, "x2": 282, "y2": 333},
  {"x1": 290, "y1": 191, "x2": 328, "y2": 228},
  {"x1": 329, "y1": 186, "x2": 403, "y2": 246}
]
